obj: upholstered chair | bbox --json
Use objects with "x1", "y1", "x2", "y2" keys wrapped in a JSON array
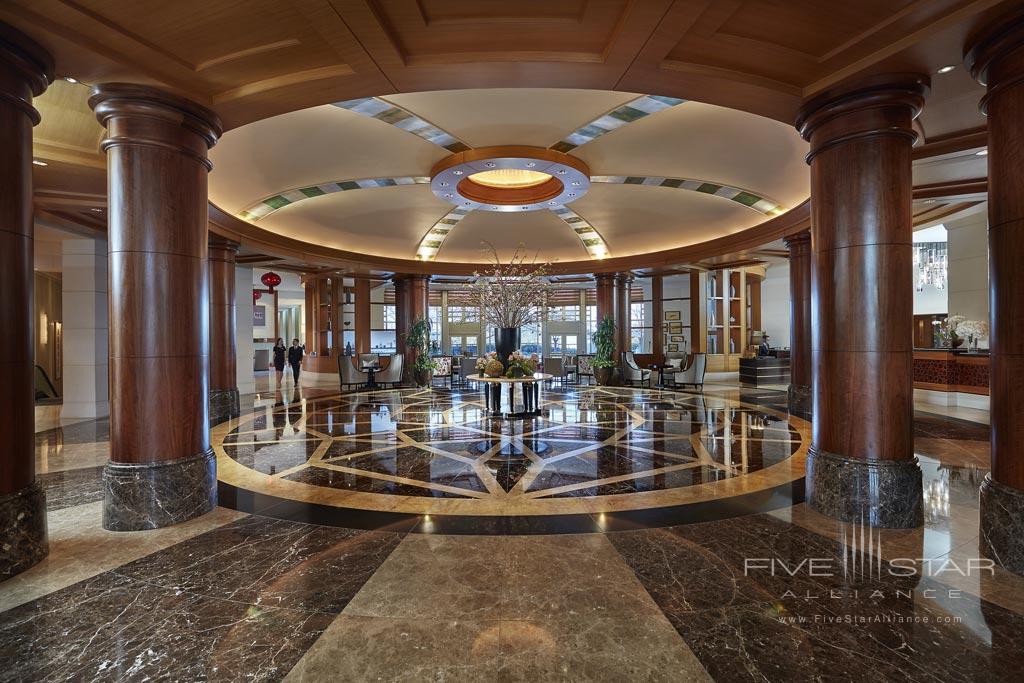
[
  {"x1": 576, "y1": 355, "x2": 595, "y2": 385},
  {"x1": 375, "y1": 354, "x2": 403, "y2": 387},
  {"x1": 621, "y1": 352, "x2": 652, "y2": 387},
  {"x1": 358, "y1": 353, "x2": 380, "y2": 369},
  {"x1": 433, "y1": 355, "x2": 453, "y2": 388},
  {"x1": 542, "y1": 356, "x2": 563, "y2": 385},
  {"x1": 459, "y1": 356, "x2": 478, "y2": 388},
  {"x1": 339, "y1": 356, "x2": 368, "y2": 391},
  {"x1": 672, "y1": 353, "x2": 706, "y2": 391}
]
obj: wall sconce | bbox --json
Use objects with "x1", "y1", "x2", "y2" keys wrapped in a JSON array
[{"x1": 40, "y1": 312, "x2": 48, "y2": 345}]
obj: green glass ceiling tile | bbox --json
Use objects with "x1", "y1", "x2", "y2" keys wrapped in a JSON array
[
  {"x1": 624, "y1": 177, "x2": 645, "y2": 185},
  {"x1": 338, "y1": 181, "x2": 360, "y2": 190},
  {"x1": 609, "y1": 105, "x2": 645, "y2": 123},
  {"x1": 696, "y1": 183, "x2": 721, "y2": 194},
  {"x1": 264, "y1": 195, "x2": 291, "y2": 209},
  {"x1": 661, "y1": 178, "x2": 683, "y2": 188},
  {"x1": 300, "y1": 187, "x2": 326, "y2": 198},
  {"x1": 731, "y1": 191, "x2": 761, "y2": 206},
  {"x1": 376, "y1": 108, "x2": 412, "y2": 125}
]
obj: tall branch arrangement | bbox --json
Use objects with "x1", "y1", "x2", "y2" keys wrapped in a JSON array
[{"x1": 467, "y1": 242, "x2": 551, "y2": 328}]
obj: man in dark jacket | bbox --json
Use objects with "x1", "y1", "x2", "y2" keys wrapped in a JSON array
[{"x1": 287, "y1": 338, "x2": 304, "y2": 384}]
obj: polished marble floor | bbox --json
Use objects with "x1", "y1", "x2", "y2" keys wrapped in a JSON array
[{"x1": 5, "y1": 380, "x2": 1024, "y2": 681}]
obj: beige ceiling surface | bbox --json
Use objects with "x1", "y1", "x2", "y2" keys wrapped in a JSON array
[{"x1": 205, "y1": 87, "x2": 812, "y2": 263}]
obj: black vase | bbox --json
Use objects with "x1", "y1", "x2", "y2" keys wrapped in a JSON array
[{"x1": 495, "y1": 327, "x2": 520, "y2": 370}]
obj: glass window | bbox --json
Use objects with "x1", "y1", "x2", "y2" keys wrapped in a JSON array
[
  {"x1": 450, "y1": 335, "x2": 478, "y2": 357},
  {"x1": 448, "y1": 305, "x2": 479, "y2": 323},
  {"x1": 547, "y1": 305, "x2": 580, "y2": 322},
  {"x1": 549, "y1": 335, "x2": 579, "y2": 357},
  {"x1": 585, "y1": 305, "x2": 598, "y2": 353},
  {"x1": 520, "y1": 307, "x2": 542, "y2": 355},
  {"x1": 428, "y1": 305, "x2": 442, "y2": 354},
  {"x1": 382, "y1": 304, "x2": 396, "y2": 330}
]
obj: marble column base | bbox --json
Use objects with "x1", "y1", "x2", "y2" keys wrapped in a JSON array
[
  {"x1": 0, "y1": 482, "x2": 48, "y2": 578},
  {"x1": 209, "y1": 387, "x2": 240, "y2": 426},
  {"x1": 806, "y1": 447, "x2": 923, "y2": 528},
  {"x1": 102, "y1": 450, "x2": 217, "y2": 531},
  {"x1": 787, "y1": 383, "x2": 812, "y2": 419},
  {"x1": 980, "y1": 474, "x2": 1024, "y2": 575}
]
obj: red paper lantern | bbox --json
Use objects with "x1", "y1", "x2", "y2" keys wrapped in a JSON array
[
  {"x1": 253, "y1": 290, "x2": 262, "y2": 303},
  {"x1": 261, "y1": 271, "x2": 282, "y2": 291}
]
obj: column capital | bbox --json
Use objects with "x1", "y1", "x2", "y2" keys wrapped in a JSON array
[
  {"x1": 0, "y1": 23, "x2": 53, "y2": 125},
  {"x1": 783, "y1": 230, "x2": 811, "y2": 250},
  {"x1": 208, "y1": 233, "x2": 240, "y2": 261},
  {"x1": 392, "y1": 273, "x2": 431, "y2": 284},
  {"x1": 593, "y1": 272, "x2": 616, "y2": 284},
  {"x1": 965, "y1": 8, "x2": 1024, "y2": 112},
  {"x1": 795, "y1": 74, "x2": 929, "y2": 163},
  {"x1": 614, "y1": 272, "x2": 634, "y2": 285},
  {"x1": 89, "y1": 83, "x2": 222, "y2": 169}
]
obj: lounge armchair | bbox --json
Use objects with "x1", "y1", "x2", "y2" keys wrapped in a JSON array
[
  {"x1": 622, "y1": 352, "x2": 652, "y2": 387},
  {"x1": 375, "y1": 354, "x2": 403, "y2": 388},
  {"x1": 673, "y1": 353, "x2": 706, "y2": 391},
  {"x1": 339, "y1": 356, "x2": 368, "y2": 391}
]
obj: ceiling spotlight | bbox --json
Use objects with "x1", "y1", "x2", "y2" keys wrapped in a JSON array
[
  {"x1": 492, "y1": 206, "x2": 499, "y2": 210},
  {"x1": 548, "y1": 201, "x2": 557, "y2": 205},
  {"x1": 572, "y1": 181, "x2": 581, "y2": 186},
  {"x1": 439, "y1": 181, "x2": 448, "y2": 187},
  {"x1": 444, "y1": 193, "x2": 453, "y2": 199},
  {"x1": 976, "y1": 148, "x2": 988, "y2": 156},
  {"x1": 526, "y1": 162, "x2": 536, "y2": 167},
  {"x1": 557, "y1": 169, "x2": 567, "y2": 175},
  {"x1": 567, "y1": 193, "x2": 575, "y2": 197},
  {"x1": 521, "y1": 206, "x2": 529, "y2": 210},
  {"x1": 64, "y1": 76, "x2": 78, "y2": 84},
  {"x1": 32, "y1": 159, "x2": 47, "y2": 166},
  {"x1": 936, "y1": 65, "x2": 956, "y2": 74},
  {"x1": 453, "y1": 170, "x2": 464, "y2": 175},
  {"x1": 485, "y1": 162, "x2": 496, "y2": 168},
  {"x1": 463, "y1": 201, "x2": 471, "y2": 205}
]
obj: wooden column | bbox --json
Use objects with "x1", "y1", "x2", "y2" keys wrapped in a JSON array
[
  {"x1": 615, "y1": 273, "x2": 633, "y2": 364},
  {"x1": 688, "y1": 272, "x2": 704, "y2": 353},
  {"x1": 0, "y1": 23, "x2": 52, "y2": 578},
  {"x1": 967, "y1": 11, "x2": 1024, "y2": 572},
  {"x1": 595, "y1": 273, "x2": 615, "y2": 325},
  {"x1": 795, "y1": 74, "x2": 928, "y2": 528},
  {"x1": 785, "y1": 230, "x2": 812, "y2": 418},
  {"x1": 394, "y1": 274, "x2": 428, "y2": 383},
  {"x1": 354, "y1": 278, "x2": 371, "y2": 354},
  {"x1": 91, "y1": 84, "x2": 221, "y2": 531},
  {"x1": 329, "y1": 277, "x2": 342, "y2": 357},
  {"x1": 208, "y1": 235, "x2": 239, "y2": 425},
  {"x1": 652, "y1": 275, "x2": 664, "y2": 364}
]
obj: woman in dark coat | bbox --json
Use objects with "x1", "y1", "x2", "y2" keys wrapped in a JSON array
[
  {"x1": 272, "y1": 337, "x2": 286, "y2": 384},
  {"x1": 287, "y1": 338, "x2": 304, "y2": 384}
]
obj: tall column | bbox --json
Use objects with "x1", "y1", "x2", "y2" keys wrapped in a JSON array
[
  {"x1": 61, "y1": 238, "x2": 109, "y2": 419},
  {"x1": 594, "y1": 273, "x2": 615, "y2": 325},
  {"x1": 394, "y1": 274, "x2": 428, "y2": 382},
  {"x1": 354, "y1": 277, "x2": 371, "y2": 354},
  {"x1": 966, "y1": 12, "x2": 1024, "y2": 572},
  {"x1": 208, "y1": 235, "x2": 239, "y2": 425},
  {"x1": 90, "y1": 84, "x2": 222, "y2": 531},
  {"x1": 0, "y1": 24, "x2": 52, "y2": 578},
  {"x1": 615, "y1": 273, "x2": 633, "y2": 363},
  {"x1": 785, "y1": 230, "x2": 812, "y2": 418},
  {"x1": 651, "y1": 275, "x2": 664, "y2": 364},
  {"x1": 795, "y1": 74, "x2": 928, "y2": 528},
  {"x1": 235, "y1": 265, "x2": 255, "y2": 395}
]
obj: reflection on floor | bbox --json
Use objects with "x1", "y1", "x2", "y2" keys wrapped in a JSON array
[{"x1": 8, "y1": 381, "x2": 1023, "y2": 681}]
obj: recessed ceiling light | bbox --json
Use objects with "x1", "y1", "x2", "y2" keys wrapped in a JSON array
[
  {"x1": 32, "y1": 159, "x2": 46, "y2": 166},
  {"x1": 567, "y1": 193, "x2": 575, "y2": 197},
  {"x1": 453, "y1": 170, "x2": 463, "y2": 175},
  {"x1": 572, "y1": 181, "x2": 581, "y2": 186},
  {"x1": 521, "y1": 206, "x2": 529, "y2": 210},
  {"x1": 557, "y1": 169, "x2": 567, "y2": 175},
  {"x1": 548, "y1": 201, "x2": 557, "y2": 205},
  {"x1": 439, "y1": 181, "x2": 448, "y2": 187},
  {"x1": 492, "y1": 206, "x2": 499, "y2": 209},
  {"x1": 485, "y1": 162, "x2": 496, "y2": 168},
  {"x1": 976, "y1": 148, "x2": 988, "y2": 156},
  {"x1": 936, "y1": 65, "x2": 956, "y2": 74},
  {"x1": 526, "y1": 162, "x2": 536, "y2": 167},
  {"x1": 463, "y1": 202, "x2": 471, "y2": 205},
  {"x1": 444, "y1": 193, "x2": 453, "y2": 199},
  {"x1": 64, "y1": 76, "x2": 78, "y2": 84}
]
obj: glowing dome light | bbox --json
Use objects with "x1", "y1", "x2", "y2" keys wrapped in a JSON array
[{"x1": 468, "y1": 168, "x2": 553, "y2": 189}]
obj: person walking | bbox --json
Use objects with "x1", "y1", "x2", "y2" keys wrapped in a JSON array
[
  {"x1": 272, "y1": 337, "x2": 286, "y2": 386},
  {"x1": 287, "y1": 338, "x2": 304, "y2": 384}
]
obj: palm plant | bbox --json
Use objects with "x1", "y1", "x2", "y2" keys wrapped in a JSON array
[
  {"x1": 593, "y1": 315, "x2": 616, "y2": 368},
  {"x1": 406, "y1": 317, "x2": 437, "y2": 373}
]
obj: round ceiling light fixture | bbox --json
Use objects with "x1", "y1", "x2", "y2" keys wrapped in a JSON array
[{"x1": 430, "y1": 146, "x2": 590, "y2": 212}]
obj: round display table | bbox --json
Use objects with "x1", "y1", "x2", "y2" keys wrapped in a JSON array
[{"x1": 468, "y1": 373, "x2": 553, "y2": 418}]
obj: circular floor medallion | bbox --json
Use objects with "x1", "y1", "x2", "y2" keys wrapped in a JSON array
[{"x1": 213, "y1": 386, "x2": 809, "y2": 533}]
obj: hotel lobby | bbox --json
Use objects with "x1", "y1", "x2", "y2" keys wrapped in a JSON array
[{"x1": 3, "y1": 1, "x2": 1024, "y2": 680}]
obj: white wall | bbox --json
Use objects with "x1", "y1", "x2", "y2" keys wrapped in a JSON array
[
  {"x1": 761, "y1": 261, "x2": 791, "y2": 349},
  {"x1": 61, "y1": 239, "x2": 109, "y2": 418},
  {"x1": 946, "y1": 211, "x2": 989, "y2": 348}
]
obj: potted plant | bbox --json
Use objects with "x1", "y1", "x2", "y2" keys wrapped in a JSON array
[
  {"x1": 505, "y1": 350, "x2": 538, "y2": 378},
  {"x1": 406, "y1": 316, "x2": 437, "y2": 387},
  {"x1": 592, "y1": 315, "x2": 616, "y2": 385}
]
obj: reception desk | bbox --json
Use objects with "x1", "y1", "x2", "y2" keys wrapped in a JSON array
[
  {"x1": 913, "y1": 349, "x2": 989, "y2": 395},
  {"x1": 739, "y1": 356, "x2": 791, "y2": 386}
]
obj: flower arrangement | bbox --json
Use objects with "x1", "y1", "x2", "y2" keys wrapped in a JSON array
[
  {"x1": 466, "y1": 242, "x2": 551, "y2": 328},
  {"x1": 475, "y1": 352, "x2": 504, "y2": 378},
  {"x1": 957, "y1": 319, "x2": 989, "y2": 351},
  {"x1": 504, "y1": 350, "x2": 538, "y2": 378},
  {"x1": 939, "y1": 314, "x2": 967, "y2": 348}
]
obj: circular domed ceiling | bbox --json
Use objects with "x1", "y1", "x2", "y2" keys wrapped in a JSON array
[{"x1": 208, "y1": 88, "x2": 809, "y2": 264}]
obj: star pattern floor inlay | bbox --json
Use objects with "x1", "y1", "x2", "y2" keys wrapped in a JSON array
[{"x1": 213, "y1": 386, "x2": 809, "y2": 522}]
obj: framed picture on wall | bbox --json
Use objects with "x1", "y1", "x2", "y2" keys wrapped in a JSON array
[
  {"x1": 668, "y1": 322, "x2": 683, "y2": 334},
  {"x1": 668, "y1": 344, "x2": 679, "y2": 352},
  {"x1": 670, "y1": 335, "x2": 684, "y2": 342},
  {"x1": 665, "y1": 310, "x2": 681, "y2": 321},
  {"x1": 253, "y1": 305, "x2": 266, "y2": 326}
]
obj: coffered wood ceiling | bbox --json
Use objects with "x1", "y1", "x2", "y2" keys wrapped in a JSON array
[{"x1": 6, "y1": 0, "x2": 1011, "y2": 274}]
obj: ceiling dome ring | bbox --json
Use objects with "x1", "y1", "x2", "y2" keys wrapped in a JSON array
[{"x1": 430, "y1": 145, "x2": 590, "y2": 212}]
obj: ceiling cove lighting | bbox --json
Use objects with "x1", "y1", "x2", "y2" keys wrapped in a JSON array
[
  {"x1": 429, "y1": 146, "x2": 591, "y2": 213},
  {"x1": 936, "y1": 65, "x2": 956, "y2": 74},
  {"x1": 32, "y1": 159, "x2": 47, "y2": 166}
]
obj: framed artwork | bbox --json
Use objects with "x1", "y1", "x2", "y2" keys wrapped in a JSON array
[
  {"x1": 665, "y1": 310, "x2": 681, "y2": 321},
  {"x1": 668, "y1": 344, "x2": 679, "y2": 352},
  {"x1": 668, "y1": 322, "x2": 683, "y2": 334},
  {"x1": 253, "y1": 305, "x2": 266, "y2": 326},
  {"x1": 670, "y1": 335, "x2": 684, "y2": 342}
]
